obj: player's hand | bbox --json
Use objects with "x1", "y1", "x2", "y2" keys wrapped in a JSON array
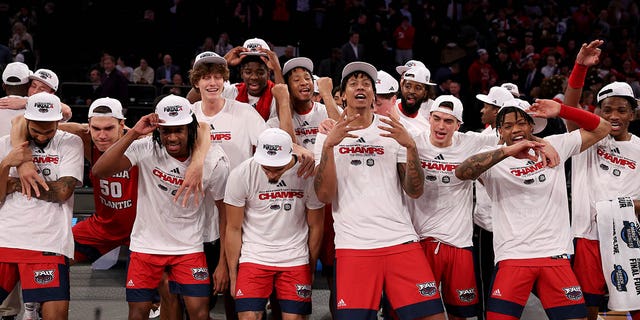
[
  {"x1": 212, "y1": 262, "x2": 229, "y2": 295},
  {"x1": 379, "y1": 112, "x2": 414, "y2": 148},
  {"x1": 505, "y1": 140, "x2": 546, "y2": 162},
  {"x1": 17, "y1": 161, "x2": 48, "y2": 199},
  {"x1": 529, "y1": 99, "x2": 561, "y2": 119},
  {"x1": 224, "y1": 46, "x2": 246, "y2": 67},
  {"x1": 317, "y1": 77, "x2": 333, "y2": 97},
  {"x1": 132, "y1": 113, "x2": 160, "y2": 136},
  {"x1": 0, "y1": 96, "x2": 27, "y2": 110},
  {"x1": 575, "y1": 39, "x2": 604, "y2": 67},
  {"x1": 173, "y1": 162, "x2": 204, "y2": 207},
  {"x1": 261, "y1": 48, "x2": 280, "y2": 72},
  {"x1": 271, "y1": 83, "x2": 289, "y2": 100},
  {"x1": 539, "y1": 140, "x2": 560, "y2": 168},
  {"x1": 229, "y1": 274, "x2": 237, "y2": 298},
  {"x1": 293, "y1": 144, "x2": 315, "y2": 178},
  {"x1": 4, "y1": 141, "x2": 32, "y2": 167},
  {"x1": 323, "y1": 109, "x2": 362, "y2": 148}
]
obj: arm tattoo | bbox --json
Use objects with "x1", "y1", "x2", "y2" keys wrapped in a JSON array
[
  {"x1": 27, "y1": 176, "x2": 79, "y2": 204},
  {"x1": 456, "y1": 149, "x2": 507, "y2": 180},
  {"x1": 399, "y1": 151, "x2": 424, "y2": 198},
  {"x1": 314, "y1": 150, "x2": 329, "y2": 192}
]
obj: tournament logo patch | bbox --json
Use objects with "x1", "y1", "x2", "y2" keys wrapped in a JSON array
[
  {"x1": 366, "y1": 158, "x2": 375, "y2": 167},
  {"x1": 284, "y1": 203, "x2": 292, "y2": 211},
  {"x1": 42, "y1": 168, "x2": 51, "y2": 176},
  {"x1": 442, "y1": 176, "x2": 450, "y2": 184},
  {"x1": 562, "y1": 286, "x2": 583, "y2": 301},
  {"x1": 270, "y1": 204, "x2": 281, "y2": 210},
  {"x1": 600, "y1": 163, "x2": 609, "y2": 171},
  {"x1": 416, "y1": 281, "x2": 437, "y2": 297},
  {"x1": 426, "y1": 175, "x2": 437, "y2": 182},
  {"x1": 538, "y1": 174, "x2": 546, "y2": 182},
  {"x1": 350, "y1": 159, "x2": 362, "y2": 166},
  {"x1": 164, "y1": 105, "x2": 182, "y2": 117},
  {"x1": 613, "y1": 169, "x2": 621, "y2": 176},
  {"x1": 621, "y1": 221, "x2": 640, "y2": 248},
  {"x1": 34, "y1": 269, "x2": 55, "y2": 284},
  {"x1": 457, "y1": 288, "x2": 476, "y2": 303},
  {"x1": 191, "y1": 267, "x2": 209, "y2": 281},
  {"x1": 34, "y1": 102, "x2": 54, "y2": 113},
  {"x1": 296, "y1": 284, "x2": 312, "y2": 299},
  {"x1": 611, "y1": 264, "x2": 628, "y2": 292}
]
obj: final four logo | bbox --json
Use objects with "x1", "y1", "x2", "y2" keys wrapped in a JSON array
[
  {"x1": 611, "y1": 264, "x2": 628, "y2": 292},
  {"x1": 34, "y1": 102, "x2": 53, "y2": 113},
  {"x1": 263, "y1": 144, "x2": 282, "y2": 156},
  {"x1": 621, "y1": 221, "x2": 640, "y2": 248},
  {"x1": 164, "y1": 105, "x2": 182, "y2": 117}
]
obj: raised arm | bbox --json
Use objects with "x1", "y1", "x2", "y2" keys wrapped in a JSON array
[
  {"x1": 456, "y1": 140, "x2": 546, "y2": 180},
  {"x1": 271, "y1": 83, "x2": 296, "y2": 143},
  {"x1": 563, "y1": 40, "x2": 604, "y2": 132},
  {"x1": 317, "y1": 77, "x2": 341, "y2": 121}
]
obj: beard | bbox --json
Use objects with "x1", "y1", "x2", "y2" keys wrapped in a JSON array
[{"x1": 400, "y1": 96, "x2": 425, "y2": 116}]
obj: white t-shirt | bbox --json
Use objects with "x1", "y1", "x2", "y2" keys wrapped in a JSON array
[
  {"x1": 571, "y1": 134, "x2": 640, "y2": 240},
  {"x1": 267, "y1": 102, "x2": 336, "y2": 152},
  {"x1": 222, "y1": 83, "x2": 278, "y2": 120},
  {"x1": 409, "y1": 131, "x2": 497, "y2": 247},
  {"x1": 0, "y1": 95, "x2": 26, "y2": 137},
  {"x1": 224, "y1": 158, "x2": 324, "y2": 266},
  {"x1": 0, "y1": 131, "x2": 83, "y2": 258},
  {"x1": 474, "y1": 125, "x2": 498, "y2": 231},
  {"x1": 124, "y1": 137, "x2": 229, "y2": 255},
  {"x1": 192, "y1": 99, "x2": 267, "y2": 170},
  {"x1": 479, "y1": 131, "x2": 582, "y2": 263},
  {"x1": 395, "y1": 99, "x2": 431, "y2": 134},
  {"x1": 314, "y1": 114, "x2": 419, "y2": 249}
]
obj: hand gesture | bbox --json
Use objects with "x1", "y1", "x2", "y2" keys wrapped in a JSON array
[
  {"x1": 5, "y1": 141, "x2": 32, "y2": 167},
  {"x1": 261, "y1": 48, "x2": 281, "y2": 72},
  {"x1": 323, "y1": 110, "x2": 362, "y2": 148},
  {"x1": 224, "y1": 46, "x2": 246, "y2": 67},
  {"x1": 319, "y1": 118, "x2": 337, "y2": 134},
  {"x1": 271, "y1": 83, "x2": 289, "y2": 100},
  {"x1": 529, "y1": 99, "x2": 561, "y2": 119},
  {"x1": 17, "y1": 160, "x2": 48, "y2": 199},
  {"x1": 539, "y1": 140, "x2": 560, "y2": 168},
  {"x1": 132, "y1": 113, "x2": 160, "y2": 136},
  {"x1": 173, "y1": 162, "x2": 203, "y2": 207},
  {"x1": 294, "y1": 145, "x2": 315, "y2": 178},
  {"x1": 378, "y1": 113, "x2": 414, "y2": 148},
  {"x1": 575, "y1": 40, "x2": 604, "y2": 67},
  {"x1": 505, "y1": 140, "x2": 546, "y2": 162}
]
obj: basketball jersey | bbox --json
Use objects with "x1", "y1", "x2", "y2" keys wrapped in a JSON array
[
  {"x1": 409, "y1": 131, "x2": 497, "y2": 247},
  {"x1": 0, "y1": 131, "x2": 84, "y2": 258},
  {"x1": 83, "y1": 145, "x2": 139, "y2": 241},
  {"x1": 267, "y1": 102, "x2": 333, "y2": 151},
  {"x1": 314, "y1": 114, "x2": 419, "y2": 249},
  {"x1": 192, "y1": 99, "x2": 267, "y2": 169},
  {"x1": 571, "y1": 134, "x2": 640, "y2": 240},
  {"x1": 479, "y1": 131, "x2": 581, "y2": 263},
  {"x1": 224, "y1": 158, "x2": 324, "y2": 266},
  {"x1": 124, "y1": 137, "x2": 229, "y2": 254}
]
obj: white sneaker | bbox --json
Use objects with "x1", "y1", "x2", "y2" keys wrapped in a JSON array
[
  {"x1": 22, "y1": 303, "x2": 39, "y2": 320},
  {"x1": 149, "y1": 304, "x2": 160, "y2": 319}
]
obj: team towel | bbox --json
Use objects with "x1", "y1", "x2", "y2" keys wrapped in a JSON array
[{"x1": 596, "y1": 197, "x2": 640, "y2": 311}]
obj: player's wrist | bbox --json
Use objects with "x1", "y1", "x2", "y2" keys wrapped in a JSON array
[
  {"x1": 559, "y1": 104, "x2": 600, "y2": 130},
  {"x1": 568, "y1": 63, "x2": 588, "y2": 89}
]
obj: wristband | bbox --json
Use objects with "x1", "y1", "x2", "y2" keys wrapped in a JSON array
[
  {"x1": 559, "y1": 104, "x2": 600, "y2": 131},
  {"x1": 568, "y1": 63, "x2": 588, "y2": 89}
]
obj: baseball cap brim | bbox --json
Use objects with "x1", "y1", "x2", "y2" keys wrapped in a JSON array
[
  {"x1": 193, "y1": 56, "x2": 227, "y2": 68},
  {"x1": 282, "y1": 57, "x2": 314, "y2": 76},
  {"x1": 395, "y1": 66, "x2": 410, "y2": 75},
  {"x1": 239, "y1": 51, "x2": 268, "y2": 57},
  {"x1": 341, "y1": 62, "x2": 377, "y2": 84},
  {"x1": 476, "y1": 93, "x2": 499, "y2": 106},
  {"x1": 159, "y1": 116, "x2": 193, "y2": 126}
]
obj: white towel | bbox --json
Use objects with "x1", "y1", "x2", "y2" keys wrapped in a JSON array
[{"x1": 596, "y1": 197, "x2": 640, "y2": 311}]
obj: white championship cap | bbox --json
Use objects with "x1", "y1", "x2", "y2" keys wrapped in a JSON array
[
  {"x1": 402, "y1": 66, "x2": 435, "y2": 86},
  {"x1": 499, "y1": 98, "x2": 547, "y2": 134},
  {"x1": 430, "y1": 95, "x2": 464, "y2": 123},
  {"x1": 88, "y1": 97, "x2": 126, "y2": 120},
  {"x1": 29, "y1": 68, "x2": 59, "y2": 92},
  {"x1": 395, "y1": 60, "x2": 426, "y2": 75},
  {"x1": 341, "y1": 61, "x2": 377, "y2": 84},
  {"x1": 193, "y1": 51, "x2": 227, "y2": 68},
  {"x1": 156, "y1": 94, "x2": 194, "y2": 126},
  {"x1": 240, "y1": 38, "x2": 270, "y2": 57},
  {"x1": 500, "y1": 82, "x2": 521, "y2": 97},
  {"x1": 597, "y1": 81, "x2": 638, "y2": 108},
  {"x1": 282, "y1": 57, "x2": 314, "y2": 76},
  {"x1": 476, "y1": 86, "x2": 513, "y2": 107},
  {"x1": 2, "y1": 62, "x2": 32, "y2": 85},
  {"x1": 24, "y1": 92, "x2": 63, "y2": 122},
  {"x1": 254, "y1": 128, "x2": 293, "y2": 167},
  {"x1": 375, "y1": 70, "x2": 399, "y2": 94}
]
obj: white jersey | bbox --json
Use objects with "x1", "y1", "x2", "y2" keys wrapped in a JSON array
[
  {"x1": 267, "y1": 102, "x2": 334, "y2": 152},
  {"x1": 0, "y1": 95, "x2": 26, "y2": 137},
  {"x1": 479, "y1": 131, "x2": 582, "y2": 263},
  {"x1": 222, "y1": 83, "x2": 278, "y2": 120},
  {"x1": 314, "y1": 114, "x2": 419, "y2": 249},
  {"x1": 224, "y1": 158, "x2": 323, "y2": 266},
  {"x1": 0, "y1": 132, "x2": 83, "y2": 258},
  {"x1": 124, "y1": 137, "x2": 229, "y2": 255},
  {"x1": 410, "y1": 131, "x2": 497, "y2": 247},
  {"x1": 571, "y1": 134, "x2": 640, "y2": 240},
  {"x1": 474, "y1": 125, "x2": 498, "y2": 231},
  {"x1": 193, "y1": 99, "x2": 267, "y2": 170}
]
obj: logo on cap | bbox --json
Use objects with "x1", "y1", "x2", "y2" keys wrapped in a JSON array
[
  {"x1": 35, "y1": 102, "x2": 53, "y2": 113},
  {"x1": 37, "y1": 70, "x2": 53, "y2": 80},
  {"x1": 164, "y1": 105, "x2": 183, "y2": 117},
  {"x1": 263, "y1": 143, "x2": 282, "y2": 156}
]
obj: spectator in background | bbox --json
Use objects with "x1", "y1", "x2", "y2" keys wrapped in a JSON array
[
  {"x1": 195, "y1": 36, "x2": 216, "y2": 56},
  {"x1": 9, "y1": 22, "x2": 32, "y2": 57},
  {"x1": 116, "y1": 56, "x2": 134, "y2": 83},
  {"x1": 393, "y1": 16, "x2": 415, "y2": 66},
  {"x1": 540, "y1": 55, "x2": 559, "y2": 79},
  {"x1": 98, "y1": 54, "x2": 129, "y2": 105},
  {"x1": 278, "y1": 45, "x2": 295, "y2": 68},
  {"x1": 215, "y1": 32, "x2": 234, "y2": 57},
  {"x1": 168, "y1": 73, "x2": 187, "y2": 97},
  {"x1": 12, "y1": 40, "x2": 34, "y2": 70},
  {"x1": 340, "y1": 31, "x2": 363, "y2": 64},
  {"x1": 155, "y1": 54, "x2": 181, "y2": 87},
  {"x1": 468, "y1": 49, "x2": 498, "y2": 95},
  {"x1": 317, "y1": 47, "x2": 345, "y2": 88},
  {"x1": 133, "y1": 58, "x2": 154, "y2": 85}
]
